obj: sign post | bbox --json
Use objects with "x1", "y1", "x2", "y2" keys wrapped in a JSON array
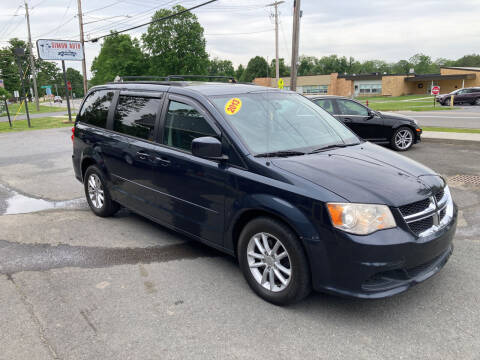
[
  {"x1": 36, "y1": 39, "x2": 84, "y2": 123},
  {"x1": 431, "y1": 86, "x2": 440, "y2": 108}
]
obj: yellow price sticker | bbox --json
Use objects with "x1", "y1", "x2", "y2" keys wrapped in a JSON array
[
  {"x1": 278, "y1": 78, "x2": 284, "y2": 89},
  {"x1": 224, "y1": 98, "x2": 242, "y2": 115}
]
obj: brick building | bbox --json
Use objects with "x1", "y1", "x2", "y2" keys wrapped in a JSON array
[{"x1": 253, "y1": 67, "x2": 480, "y2": 96}]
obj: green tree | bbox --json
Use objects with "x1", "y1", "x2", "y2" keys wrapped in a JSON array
[
  {"x1": 269, "y1": 58, "x2": 290, "y2": 77},
  {"x1": 409, "y1": 53, "x2": 438, "y2": 74},
  {"x1": 90, "y1": 33, "x2": 145, "y2": 85},
  {"x1": 453, "y1": 54, "x2": 480, "y2": 67},
  {"x1": 0, "y1": 38, "x2": 32, "y2": 94},
  {"x1": 207, "y1": 58, "x2": 235, "y2": 78},
  {"x1": 235, "y1": 64, "x2": 245, "y2": 81},
  {"x1": 242, "y1": 56, "x2": 268, "y2": 82},
  {"x1": 36, "y1": 60, "x2": 60, "y2": 95},
  {"x1": 142, "y1": 5, "x2": 209, "y2": 76}
]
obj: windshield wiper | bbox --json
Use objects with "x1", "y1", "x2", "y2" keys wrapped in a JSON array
[
  {"x1": 309, "y1": 143, "x2": 358, "y2": 154},
  {"x1": 254, "y1": 150, "x2": 306, "y2": 158}
]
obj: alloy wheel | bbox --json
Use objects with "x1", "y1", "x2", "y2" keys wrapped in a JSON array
[
  {"x1": 87, "y1": 173, "x2": 105, "y2": 209},
  {"x1": 395, "y1": 129, "x2": 413, "y2": 150},
  {"x1": 246, "y1": 232, "x2": 292, "y2": 292}
]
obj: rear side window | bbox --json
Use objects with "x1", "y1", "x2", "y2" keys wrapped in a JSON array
[
  {"x1": 113, "y1": 96, "x2": 161, "y2": 141},
  {"x1": 163, "y1": 100, "x2": 217, "y2": 152},
  {"x1": 314, "y1": 99, "x2": 334, "y2": 114},
  {"x1": 78, "y1": 90, "x2": 114, "y2": 128}
]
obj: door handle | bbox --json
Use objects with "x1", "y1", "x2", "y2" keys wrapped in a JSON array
[
  {"x1": 154, "y1": 156, "x2": 171, "y2": 166},
  {"x1": 343, "y1": 117, "x2": 352, "y2": 122},
  {"x1": 136, "y1": 151, "x2": 151, "y2": 160}
]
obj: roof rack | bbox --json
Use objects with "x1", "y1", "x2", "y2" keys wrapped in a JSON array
[{"x1": 114, "y1": 75, "x2": 236, "y2": 83}]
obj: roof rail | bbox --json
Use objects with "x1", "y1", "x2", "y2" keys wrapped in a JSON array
[{"x1": 114, "y1": 75, "x2": 236, "y2": 83}]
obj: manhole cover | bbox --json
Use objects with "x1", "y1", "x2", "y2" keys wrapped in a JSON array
[{"x1": 448, "y1": 174, "x2": 480, "y2": 185}]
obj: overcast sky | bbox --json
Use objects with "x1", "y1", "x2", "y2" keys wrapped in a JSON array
[{"x1": 1, "y1": 0, "x2": 480, "y2": 78}]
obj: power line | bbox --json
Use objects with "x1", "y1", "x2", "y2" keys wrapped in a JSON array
[{"x1": 89, "y1": 0, "x2": 218, "y2": 42}]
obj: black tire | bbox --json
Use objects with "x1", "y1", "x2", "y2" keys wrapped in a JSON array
[
  {"x1": 391, "y1": 126, "x2": 414, "y2": 151},
  {"x1": 237, "y1": 217, "x2": 311, "y2": 305},
  {"x1": 474, "y1": 98, "x2": 480, "y2": 106},
  {"x1": 444, "y1": 98, "x2": 451, "y2": 106},
  {"x1": 84, "y1": 165, "x2": 120, "y2": 217}
]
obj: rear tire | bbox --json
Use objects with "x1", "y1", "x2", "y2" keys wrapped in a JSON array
[
  {"x1": 84, "y1": 165, "x2": 120, "y2": 217},
  {"x1": 237, "y1": 217, "x2": 311, "y2": 305},
  {"x1": 391, "y1": 126, "x2": 414, "y2": 151},
  {"x1": 474, "y1": 98, "x2": 480, "y2": 106},
  {"x1": 444, "y1": 98, "x2": 451, "y2": 106}
]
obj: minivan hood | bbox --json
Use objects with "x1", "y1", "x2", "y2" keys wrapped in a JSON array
[{"x1": 272, "y1": 142, "x2": 444, "y2": 207}]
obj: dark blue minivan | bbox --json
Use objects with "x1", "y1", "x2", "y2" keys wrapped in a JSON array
[{"x1": 72, "y1": 81, "x2": 457, "y2": 305}]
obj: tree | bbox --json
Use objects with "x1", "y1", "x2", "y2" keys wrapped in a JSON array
[
  {"x1": 392, "y1": 59, "x2": 411, "y2": 74},
  {"x1": 409, "y1": 53, "x2": 438, "y2": 74},
  {"x1": 235, "y1": 64, "x2": 245, "y2": 81},
  {"x1": 207, "y1": 58, "x2": 235, "y2": 78},
  {"x1": 90, "y1": 33, "x2": 145, "y2": 86},
  {"x1": 142, "y1": 5, "x2": 209, "y2": 76},
  {"x1": 454, "y1": 54, "x2": 480, "y2": 67},
  {"x1": 242, "y1": 56, "x2": 268, "y2": 82},
  {"x1": 0, "y1": 38, "x2": 32, "y2": 94},
  {"x1": 269, "y1": 58, "x2": 290, "y2": 77},
  {"x1": 36, "y1": 60, "x2": 60, "y2": 95}
]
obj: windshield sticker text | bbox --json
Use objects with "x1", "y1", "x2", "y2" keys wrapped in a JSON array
[{"x1": 225, "y1": 98, "x2": 242, "y2": 115}]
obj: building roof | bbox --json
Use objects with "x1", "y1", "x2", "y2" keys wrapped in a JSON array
[
  {"x1": 441, "y1": 66, "x2": 480, "y2": 72},
  {"x1": 404, "y1": 73, "x2": 476, "y2": 82},
  {"x1": 338, "y1": 74, "x2": 383, "y2": 81}
]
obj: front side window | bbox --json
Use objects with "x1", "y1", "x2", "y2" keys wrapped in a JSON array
[
  {"x1": 337, "y1": 100, "x2": 369, "y2": 116},
  {"x1": 163, "y1": 100, "x2": 217, "y2": 152},
  {"x1": 113, "y1": 96, "x2": 161, "y2": 141},
  {"x1": 78, "y1": 90, "x2": 114, "y2": 128},
  {"x1": 209, "y1": 92, "x2": 359, "y2": 155}
]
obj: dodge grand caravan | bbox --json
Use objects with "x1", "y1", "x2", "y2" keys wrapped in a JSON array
[{"x1": 72, "y1": 80, "x2": 457, "y2": 305}]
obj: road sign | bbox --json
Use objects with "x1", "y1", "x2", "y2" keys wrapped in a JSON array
[
  {"x1": 36, "y1": 39, "x2": 84, "y2": 61},
  {"x1": 46, "y1": 87, "x2": 52, "y2": 96},
  {"x1": 41, "y1": 85, "x2": 52, "y2": 89},
  {"x1": 431, "y1": 86, "x2": 440, "y2": 95},
  {"x1": 67, "y1": 81, "x2": 72, "y2": 91},
  {"x1": 14, "y1": 90, "x2": 19, "y2": 98},
  {"x1": 278, "y1": 78, "x2": 284, "y2": 89}
]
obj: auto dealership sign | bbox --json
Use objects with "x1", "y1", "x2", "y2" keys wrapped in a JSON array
[{"x1": 36, "y1": 39, "x2": 83, "y2": 61}]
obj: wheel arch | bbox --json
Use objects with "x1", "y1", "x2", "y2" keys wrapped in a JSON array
[{"x1": 226, "y1": 194, "x2": 321, "y2": 259}]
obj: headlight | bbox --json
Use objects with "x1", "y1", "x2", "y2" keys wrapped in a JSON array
[{"x1": 326, "y1": 203, "x2": 396, "y2": 235}]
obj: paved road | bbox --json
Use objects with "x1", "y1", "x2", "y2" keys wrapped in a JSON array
[
  {"x1": 397, "y1": 105, "x2": 480, "y2": 129},
  {"x1": 0, "y1": 128, "x2": 479, "y2": 359}
]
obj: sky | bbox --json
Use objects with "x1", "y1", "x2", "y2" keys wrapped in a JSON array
[{"x1": 1, "y1": 0, "x2": 480, "y2": 79}]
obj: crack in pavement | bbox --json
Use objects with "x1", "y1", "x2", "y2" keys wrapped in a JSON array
[{"x1": 0, "y1": 240, "x2": 221, "y2": 275}]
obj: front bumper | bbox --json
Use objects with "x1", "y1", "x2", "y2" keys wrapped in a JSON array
[
  {"x1": 415, "y1": 128, "x2": 422, "y2": 143},
  {"x1": 306, "y1": 204, "x2": 457, "y2": 298}
]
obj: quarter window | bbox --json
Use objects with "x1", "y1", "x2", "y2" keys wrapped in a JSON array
[
  {"x1": 163, "y1": 100, "x2": 217, "y2": 152},
  {"x1": 113, "y1": 96, "x2": 161, "y2": 141},
  {"x1": 78, "y1": 90, "x2": 114, "y2": 128},
  {"x1": 337, "y1": 100, "x2": 369, "y2": 116}
]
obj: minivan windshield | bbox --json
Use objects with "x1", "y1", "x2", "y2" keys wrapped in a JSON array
[{"x1": 209, "y1": 92, "x2": 360, "y2": 155}]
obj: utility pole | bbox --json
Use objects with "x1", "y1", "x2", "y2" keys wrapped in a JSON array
[
  {"x1": 25, "y1": 1, "x2": 40, "y2": 111},
  {"x1": 77, "y1": 0, "x2": 88, "y2": 95},
  {"x1": 290, "y1": 0, "x2": 301, "y2": 92},
  {"x1": 267, "y1": 1, "x2": 284, "y2": 87}
]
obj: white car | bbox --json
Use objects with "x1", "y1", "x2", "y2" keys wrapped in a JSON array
[{"x1": 54, "y1": 96, "x2": 62, "y2": 103}]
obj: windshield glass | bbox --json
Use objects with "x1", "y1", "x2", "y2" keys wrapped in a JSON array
[{"x1": 209, "y1": 92, "x2": 359, "y2": 155}]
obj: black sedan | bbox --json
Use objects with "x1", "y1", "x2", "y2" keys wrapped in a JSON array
[{"x1": 309, "y1": 95, "x2": 422, "y2": 151}]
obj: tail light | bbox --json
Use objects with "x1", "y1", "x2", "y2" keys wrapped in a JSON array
[{"x1": 71, "y1": 127, "x2": 75, "y2": 142}]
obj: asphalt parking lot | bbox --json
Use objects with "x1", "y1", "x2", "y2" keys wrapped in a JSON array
[{"x1": 0, "y1": 128, "x2": 479, "y2": 359}]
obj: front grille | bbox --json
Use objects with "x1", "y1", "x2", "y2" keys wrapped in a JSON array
[
  {"x1": 435, "y1": 189, "x2": 445, "y2": 203},
  {"x1": 399, "y1": 198, "x2": 430, "y2": 217},
  {"x1": 408, "y1": 216, "x2": 434, "y2": 235},
  {"x1": 398, "y1": 186, "x2": 450, "y2": 237}
]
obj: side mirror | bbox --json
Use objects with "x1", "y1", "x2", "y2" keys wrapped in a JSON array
[
  {"x1": 191, "y1": 136, "x2": 227, "y2": 160},
  {"x1": 367, "y1": 109, "x2": 376, "y2": 119}
]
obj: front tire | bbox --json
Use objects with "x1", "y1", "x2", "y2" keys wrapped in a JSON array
[
  {"x1": 474, "y1": 98, "x2": 480, "y2": 106},
  {"x1": 237, "y1": 217, "x2": 311, "y2": 305},
  {"x1": 444, "y1": 98, "x2": 451, "y2": 106},
  {"x1": 84, "y1": 165, "x2": 120, "y2": 217},
  {"x1": 391, "y1": 126, "x2": 414, "y2": 151}
]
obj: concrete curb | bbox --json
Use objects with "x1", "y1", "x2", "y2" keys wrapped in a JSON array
[{"x1": 422, "y1": 131, "x2": 480, "y2": 142}]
